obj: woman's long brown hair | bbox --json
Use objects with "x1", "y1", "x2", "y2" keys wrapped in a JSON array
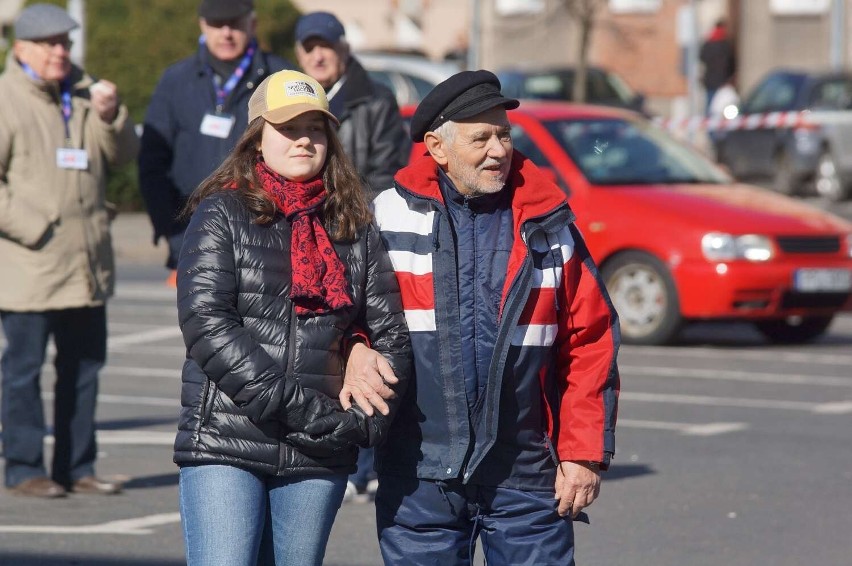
[{"x1": 184, "y1": 114, "x2": 372, "y2": 241}]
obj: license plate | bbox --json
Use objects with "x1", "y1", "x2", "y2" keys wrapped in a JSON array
[{"x1": 794, "y1": 268, "x2": 852, "y2": 292}]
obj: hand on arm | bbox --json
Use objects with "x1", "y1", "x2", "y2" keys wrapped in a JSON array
[
  {"x1": 340, "y1": 341, "x2": 399, "y2": 417},
  {"x1": 554, "y1": 460, "x2": 601, "y2": 518}
]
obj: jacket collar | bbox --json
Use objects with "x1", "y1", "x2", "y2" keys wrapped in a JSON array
[{"x1": 5, "y1": 52, "x2": 91, "y2": 99}]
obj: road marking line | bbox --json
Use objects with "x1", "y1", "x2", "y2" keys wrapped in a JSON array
[
  {"x1": 622, "y1": 392, "x2": 852, "y2": 413},
  {"x1": 619, "y1": 418, "x2": 749, "y2": 435},
  {"x1": 42, "y1": 392, "x2": 176, "y2": 408},
  {"x1": 0, "y1": 512, "x2": 181, "y2": 535},
  {"x1": 43, "y1": 430, "x2": 175, "y2": 446},
  {"x1": 115, "y1": 284, "x2": 177, "y2": 301},
  {"x1": 108, "y1": 327, "x2": 182, "y2": 347},
  {"x1": 622, "y1": 365, "x2": 852, "y2": 387},
  {"x1": 622, "y1": 345, "x2": 852, "y2": 366}
]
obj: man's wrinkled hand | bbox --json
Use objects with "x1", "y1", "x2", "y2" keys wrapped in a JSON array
[
  {"x1": 341, "y1": 342, "x2": 398, "y2": 417},
  {"x1": 554, "y1": 460, "x2": 601, "y2": 518}
]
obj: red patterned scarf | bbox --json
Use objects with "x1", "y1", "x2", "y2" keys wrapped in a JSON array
[{"x1": 255, "y1": 161, "x2": 353, "y2": 315}]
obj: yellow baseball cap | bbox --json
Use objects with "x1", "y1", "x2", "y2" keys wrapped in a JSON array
[{"x1": 248, "y1": 69, "x2": 339, "y2": 126}]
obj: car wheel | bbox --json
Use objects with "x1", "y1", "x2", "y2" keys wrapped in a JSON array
[
  {"x1": 814, "y1": 151, "x2": 850, "y2": 202},
  {"x1": 601, "y1": 251, "x2": 682, "y2": 345},
  {"x1": 754, "y1": 316, "x2": 834, "y2": 344},
  {"x1": 773, "y1": 152, "x2": 799, "y2": 196}
]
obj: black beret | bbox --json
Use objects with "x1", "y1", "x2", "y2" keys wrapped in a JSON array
[{"x1": 410, "y1": 70, "x2": 519, "y2": 142}]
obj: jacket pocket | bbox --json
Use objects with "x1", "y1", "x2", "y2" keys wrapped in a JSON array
[{"x1": 200, "y1": 380, "x2": 217, "y2": 427}]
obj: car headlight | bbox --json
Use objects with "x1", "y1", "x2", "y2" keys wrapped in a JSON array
[{"x1": 701, "y1": 233, "x2": 774, "y2": 262}]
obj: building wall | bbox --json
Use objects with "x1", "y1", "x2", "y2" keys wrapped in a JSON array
[{"x1": 738, "y1": 0, "x2": 836, "y2": 95}]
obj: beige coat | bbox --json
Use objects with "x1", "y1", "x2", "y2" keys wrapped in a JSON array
[{"x1": 0, "y1": 54, "x2": 139, "y2": 311}]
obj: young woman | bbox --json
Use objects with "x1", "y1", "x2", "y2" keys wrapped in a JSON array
[{"x1": 173, "y1": 70, "x2": 411, "y2": 566}]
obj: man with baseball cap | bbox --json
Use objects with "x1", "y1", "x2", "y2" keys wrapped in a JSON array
[
  {"x1": 294, "y1": 11, "x2": 409, "y2": 201},
  {"x1": 0, "y1": 3, "x2": 138, "y2": 498},
  {"x1": 138, "y1": 0, "x2": 290, "y2": 284},
  {"x1": 360, "y1": 70, "x2": 620, "y2": 564}
]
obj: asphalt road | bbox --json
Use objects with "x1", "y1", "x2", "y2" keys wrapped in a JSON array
[{"x1": 0, "y1": 237, "x2": 851, "y2": 565}]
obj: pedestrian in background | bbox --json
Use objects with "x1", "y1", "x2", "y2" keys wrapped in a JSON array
[
  {"x1": 343, "y1": 70, "x2": 620, "y2": 564},
  {"x1": 138, "y1": 0, "x2": 290, "y2": 286},
  {"x1": 174, "y1": 69, "x2": 411, "y2": 566},
  {"x1": 700, "y1": 18, "x2": 737, "y2": 117},
  {"x1": 294, "y1": 11, "x2": 410, "y2": 201},
  {"x1": 0, "y1": 3, "x2": 138, "y2": 498},
  {"x1": 294, "y1": 10, "x2": 412, "y2": 503}
]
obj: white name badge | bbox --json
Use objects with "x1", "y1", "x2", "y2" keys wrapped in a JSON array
[
  {"x1": 200, "y1": 113, "x2": 235, "y2": 139},
  {"x1": 56, "y1": 148, "x2": 89, "y2": 170}
]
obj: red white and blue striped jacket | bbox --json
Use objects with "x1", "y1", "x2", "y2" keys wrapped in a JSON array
[{"x1": 373, "y1": 152, "x2": 620, "y2": 486}]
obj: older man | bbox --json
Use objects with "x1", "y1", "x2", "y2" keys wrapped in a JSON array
[
  {"x1": 367, "y1": 70, "x2": 620, "y2": 564},
  {"x1": 295, "y1": 11, "x2": 409, "y2": 199},
  {"x1": 138, "y1": 0, "x2": 290, "y2": 281},
  {"x1": 0, "y1": 3, "x2": 138, "y2": 497}
]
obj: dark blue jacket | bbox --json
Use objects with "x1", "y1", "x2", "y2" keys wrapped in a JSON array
[
  {"x1": 138, "y1": 47, "x2": 290, "y2": 242},
  {"x1": 372, "y1": 153, "x2": 620, "y2": 490}
]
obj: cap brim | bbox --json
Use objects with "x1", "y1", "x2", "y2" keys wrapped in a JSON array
[
  {"x1": 450, "y1": 96, "x2": 520, "y2": 122},
  {"x1": 261, "y1": 103, "x2": 340, "y2": 126}
]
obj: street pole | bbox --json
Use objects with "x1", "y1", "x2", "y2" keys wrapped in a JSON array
[
  {"x1": 67, "y1": 0, "x2": 85, "y2": 67},
  {"x1": 830, "y1": 0, "x2": 845, "y2": 71},
  {"x1": 467, "y1": 0, "x2": 481, "y2": 71}
]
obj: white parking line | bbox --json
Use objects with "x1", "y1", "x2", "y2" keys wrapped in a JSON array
[
  {"x1": 0, "y1": 512, "x2": 181, "y2": 535},
  {"x1": 109, "y1": 327, "x2": 183, "y2": 347},
  {"x1": 42, "y1": 392, "x2": 176, "y2": 408},
  {"x1": 622, "y1": 365, "x2": 852, "y2": 387},
  {"x1": 623, "y1": 345, "x2": 852, "y2": 366},
  {"x1": 43, "y1": 430, "x2": 175, "y2": 446},
  {"x1": 622, "y1": 392, "x2": 852, "y2": 413},
  {"x1": 619, "y1": 419, "x2": 749, "y2": 435}
]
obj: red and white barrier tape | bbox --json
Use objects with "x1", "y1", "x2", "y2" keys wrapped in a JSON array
[{"x1": 653, "y1": 111, "x2": 811, "y2": 132}]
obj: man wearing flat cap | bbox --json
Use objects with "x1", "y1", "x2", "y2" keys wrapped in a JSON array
[
  {"x1": 360, "y1": 70, "x2": 620, "y2": 564},
  {"x1": 0, "y1": 3, "x2": 138, "y2": 498},
  {"x1": 138, "y1": 0, "x2": 290, "y2": 284},
  {"x1": 294, "y1": 11, "x2": 409, "y2": 201}
]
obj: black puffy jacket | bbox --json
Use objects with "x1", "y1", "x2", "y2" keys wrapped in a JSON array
[{"x1": 173, "y1": 191, "x2": 411, "y2": 477}]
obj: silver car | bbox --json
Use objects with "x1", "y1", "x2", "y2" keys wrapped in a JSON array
[{"x1": 714, "y1": 70, "x2": 852, "y2": 202}]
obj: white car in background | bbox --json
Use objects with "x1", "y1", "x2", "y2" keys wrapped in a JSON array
[{"x1": 356, "y1": 51, "x2": 461, "y2": 107}]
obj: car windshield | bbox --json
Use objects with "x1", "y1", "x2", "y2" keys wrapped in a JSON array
[{"x1": 543, "y1": 118, "x2": 730, "y2": 185}]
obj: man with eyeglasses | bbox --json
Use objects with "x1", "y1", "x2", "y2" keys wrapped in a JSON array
[
  {"x1": 0, "y1": 3, "x2": 139, "y2": 498},
  {"x1": 138, "y1": 0, "x2": 290, "y2": 285}
]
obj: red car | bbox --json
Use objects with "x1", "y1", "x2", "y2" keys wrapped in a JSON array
[{"x1": 400, "y1": 103, "x2": 852, "y2": 345}]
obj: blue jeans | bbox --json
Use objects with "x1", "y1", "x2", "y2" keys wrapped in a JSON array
[
  {"x1": 1, "y1": 307, "x2": 105, "y2": 488},
  {"x1": 179, "y1": 464, "x2": 347, "y2": 566},
  {"x1": 376, "y1": 476, "x2": 575, "y2": 566}
]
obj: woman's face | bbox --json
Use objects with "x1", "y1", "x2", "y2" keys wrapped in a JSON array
[{"x1": 260, "y1": 112, "x2": 328, "y2": 182}]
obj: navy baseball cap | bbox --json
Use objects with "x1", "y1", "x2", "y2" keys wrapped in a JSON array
[
  {"x1": 295, "y1": 11, "x2": 345, "y2": 44},
  {"x1": 410, "y1": 70, "x2": 519, "y2": 142}
]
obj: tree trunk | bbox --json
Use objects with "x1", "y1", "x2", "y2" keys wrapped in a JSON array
[{"x1": 572, "y1": 6, "x2": 594, "y2": 103}]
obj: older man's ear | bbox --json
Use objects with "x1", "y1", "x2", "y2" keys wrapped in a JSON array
[{"x1": 423, "y1": 131, "x2": 449, "y2": 166}]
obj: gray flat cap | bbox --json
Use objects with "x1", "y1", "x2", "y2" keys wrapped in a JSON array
[{"x1": 14, "y1": 3, "x2": 79, "y2": 41}]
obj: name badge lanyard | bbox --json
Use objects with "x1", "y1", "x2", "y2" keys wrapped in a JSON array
[
  {"x1": 200, "y1": 36, "x2": 257, "y2": 114},
  {"x1": 21, "y1": 62, "x2": 74, "y2": 145}
]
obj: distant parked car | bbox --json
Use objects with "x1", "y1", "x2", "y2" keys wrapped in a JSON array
[
  {"x1": 714, "y1": 70, "x2": 852, "y2": 201},
  {"x1": 400, "y1": 102, "x2": 852, "y2": 345},
  {"x1": 356, "y1": 51, "x2": 460, "y2": 107},
  {"x1": 497, "y1": 67, "x2": 649, "y2": 116}
]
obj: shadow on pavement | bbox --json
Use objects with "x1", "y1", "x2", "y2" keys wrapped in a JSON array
[
  {"x1": 0, "y1": 556, "x2": 183, "y2": 566},
  {"x1": 602, "y1": 463, "x2": 654, "y2": 481},
  {"x1": 124, "y1": 472, "x2": 179, "y2": 490}
]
